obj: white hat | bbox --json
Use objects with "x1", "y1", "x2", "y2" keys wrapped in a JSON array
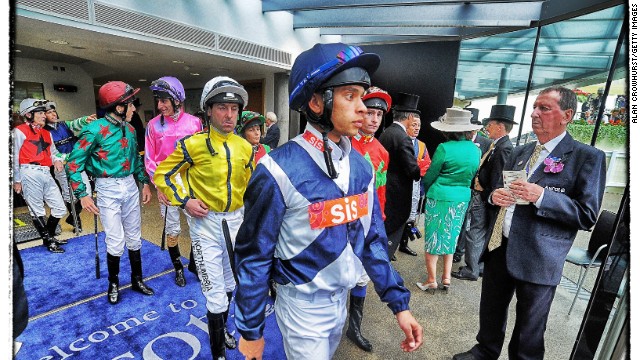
[{"x1": 431, "y1": 107, "x2": 483, "y2": 132}]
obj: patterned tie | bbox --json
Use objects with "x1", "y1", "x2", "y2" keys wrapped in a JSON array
[
  {"x1": 487, "y1": 144, "x2": 544, "y2": 251},
  {"x1": 526, "y1": 144, "x2": 545, "y2": 177},
  {"x1": 473, "y1": 142, "x2": 496, "y2": 191}
]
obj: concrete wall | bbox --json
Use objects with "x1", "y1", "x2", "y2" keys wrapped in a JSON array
[
  {"x1": 13, "y1": 58, "x2": 96, "y2": 120},
  {"x1": 105, "y1": 0, "x2": 321, "y2": 59}
]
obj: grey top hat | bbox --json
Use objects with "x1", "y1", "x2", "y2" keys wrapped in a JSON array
[
  {"x1": 482, "y1": 104, "x2": 518, "y2": 125},
  {"x1": 431, "y1": 107, "x2": 483, "y2": 132}
]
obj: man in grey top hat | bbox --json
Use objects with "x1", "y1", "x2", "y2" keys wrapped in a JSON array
[{"x1": 452, "y1": 104, "x2": 517, "y2": 281}]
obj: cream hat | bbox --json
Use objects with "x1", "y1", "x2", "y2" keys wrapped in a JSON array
[{"x1": 431, "y1": 107, "x2": 483, "y2": 132}]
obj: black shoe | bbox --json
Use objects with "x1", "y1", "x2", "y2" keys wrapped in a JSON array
[
  {"x1": 107, "y1": 281, "x2": 120, "y2": 304},
  {"x1": 451, "y1": 269, "x2": 478, "y2": 281},
  {"x1": 398, "y1": 244, "x2": 417, "y2": 256},
  {"x1": 224, "y1": 328, "x2": 237, "y2": 349},
  {"x1": 47, "y1": 242, "x2": 65, "y2": 254},
  {"x1": 175, "y1": 268, "x2": 186, "y2": 287},
  {"x1": 452, "y1": 350, "x2": 477, "y2": 360},
  {"x1": 453, "y1": 253, "x2": 463, "y2": 263},
  {"x1": 55, "y1": 238, "x2": 68, "y2": 245},
  {"x1": 390, "y1": 253, "x2": 397, "y2": 261},
  {"x1": 131, "y1": 276, "x2": 155, "y2": 295}
]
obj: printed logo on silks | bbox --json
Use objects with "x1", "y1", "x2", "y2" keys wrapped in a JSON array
[{"x1": 308, "y1": 193, "x2": 368, "y2": 229}]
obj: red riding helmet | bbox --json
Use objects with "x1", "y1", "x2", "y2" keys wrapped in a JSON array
[
  {"x1": 98, "y1": 81, "x2": 140, "y2": 109},
  {"x1": 362, "y1": 86, "x2": 392, "y2": 114}
]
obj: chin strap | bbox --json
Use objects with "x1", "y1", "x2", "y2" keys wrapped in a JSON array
[
  {"x1": 320, "y1": 89, "x2": 338, "y2": 179},
  {"x1": 304, "y1": 89, "x2": 338, "y2": 179},
  {"x1": 321, "y1": 131, "x2": 338, "y2": 179}
]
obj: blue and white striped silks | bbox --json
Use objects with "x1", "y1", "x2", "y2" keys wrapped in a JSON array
[{"x1": 234, "y1": 126, "x2": 411, "y2": 341}]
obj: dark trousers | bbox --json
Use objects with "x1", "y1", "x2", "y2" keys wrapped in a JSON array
[
  {"x1": 386, "y1": 225, "x2": 405, "y2": 258},
  {"x1": 471, "y1": 240, "x2": 556, "y2": 360},
  {"x1": 459, "y1": 191, "x2": 488, "y2": 277}
]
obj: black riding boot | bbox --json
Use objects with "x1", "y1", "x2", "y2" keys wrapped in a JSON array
[
  {"x1": 65, "y1": 201, "x2": 83, "y2": 232},
  {"x1": 46, "y1": 216, "x2": 68, "y2": 244},
  {"x1": 32, "y1": 216, "x2": 64, "y2": 253},
  {"x1": 188, "y1": 247, "x2": 200, "y2": 280},
  {"x1": 168, "y1": 244, "x2": 186, "y2": 287},
  {"x1": 346, "y1": 295, "x2": 373, "y2": 352},
  {"x1": 129, "y1": 249, "x2": 154, "y2": 295},
  {"x1": 107, "y1": 253, "x2": 120, "y2": 304},
  {"x1": 206, "y1": 311, "x2": 227, "y2": 360},
  {"x1": 222, "y1": 292, "x2": 237, "y2": 349}
]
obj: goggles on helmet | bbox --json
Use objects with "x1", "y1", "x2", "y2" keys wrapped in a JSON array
[
  {"x1": 289, "y1": 46, "x2": 366, "y2": 107},
  {"x1": 31, "y1": 100, "x2": 48, "y2": 108}
]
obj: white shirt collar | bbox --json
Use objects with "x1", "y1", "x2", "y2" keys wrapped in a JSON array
[
  {"x1": 305, "y1": 123, "x2": 351, "y2": 160},
  {"x1": 537, "y1": 131, "x2": 566, "y2": 153}
]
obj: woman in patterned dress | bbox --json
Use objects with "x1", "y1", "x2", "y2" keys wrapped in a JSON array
[{"x1": 416, "y1": 107, "x2": 481, "y2": 293}]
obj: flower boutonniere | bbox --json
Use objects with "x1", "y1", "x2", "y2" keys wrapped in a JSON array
[{"x1": 543, "y1": 156, "x2": 565, "y2": 173}]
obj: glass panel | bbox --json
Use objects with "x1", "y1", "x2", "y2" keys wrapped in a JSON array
[
  {"x1": 453, "y1": 4, "x2": 628, "y2": 359},
  {"x1": 455, "y1": 28, "x2": 535, "y2": 123},
  {"x1": 454, "y1": 5, "x2": 625, "y2": 146}
]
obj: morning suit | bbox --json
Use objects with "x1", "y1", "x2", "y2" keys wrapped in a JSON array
[
  {"x1": 472, "y1": 133, "x2": 606, "y2": 360},
  {"x1": 379, "y1": 122, "x2": 421, "y2": 257},
  {"x1": 474, "y1": 134, "x2": 492, "y2": 158},
  {"x1": 458, "y1": 135, "x2": 513, "y2": 278},
  {"x1": 476, "y1": 135, "x2": 513, "y2": 201},
  {"x1": 261, "y1": 123, "x2": 281, "y2": 149}
]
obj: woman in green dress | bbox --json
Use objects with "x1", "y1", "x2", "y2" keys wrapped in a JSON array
[{"x1": 416, "y1": 107, "x2": 482, "y2": 293}]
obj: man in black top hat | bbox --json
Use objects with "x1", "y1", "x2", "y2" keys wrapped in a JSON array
[
  {"x1": 452, "y1": 104, "x2": 516, "y2": 281},
  {"x1": 453, "y1": 107, "x2": 492, "y2": 263},
  {"x1": 379, "y1": 93, "x2": 429, "y2": 260}
]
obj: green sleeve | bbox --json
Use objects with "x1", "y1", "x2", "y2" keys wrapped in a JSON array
[
  {"x1": 422, "y1": 143, "x2": 445, "y2": 192},
  {"x1": 64, "y1": 116, "x2": 90, "y2": 136}
]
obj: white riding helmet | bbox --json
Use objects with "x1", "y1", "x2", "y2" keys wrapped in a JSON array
[
  {"x1": 19, "y1": 98, "x2": 48, "y2": 116},
  {"x1": 200, "y1": 76, "x2": 248, "y2": 111}
]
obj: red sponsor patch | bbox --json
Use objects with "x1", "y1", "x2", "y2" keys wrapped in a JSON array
[
  {"x1": 308, "y1": 193, "x2": 368, "y2": 229},
  {"x1": 302, "y1": 131, "x2": 324, "y2": 151}
]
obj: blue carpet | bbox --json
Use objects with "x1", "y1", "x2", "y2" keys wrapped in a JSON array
[{"x1": 16, "y1": 234, "x2": 285, "y2": 359}]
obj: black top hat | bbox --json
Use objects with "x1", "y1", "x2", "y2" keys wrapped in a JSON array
[
  {"x1": 482, "y1": 104, "x2": 518, "y2": 125},
  {"x1": 393, "y1": 92, "x2": 420, "y2": 115},
  {"x1": 466, "y1": 108, "x2": 480, "y2": 124}
]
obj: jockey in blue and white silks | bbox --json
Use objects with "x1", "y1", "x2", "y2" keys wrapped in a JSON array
[{"x1": 235, "y1": 124, "x2": 410, "y2": 349}]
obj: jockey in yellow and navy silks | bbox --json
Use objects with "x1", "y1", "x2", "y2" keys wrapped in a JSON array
[
  {"x1": 65, "y1": 81, "x2": 154, "y2": 306},
  {"x1": 154, "y1": 76, "x2": 253, "y2": 359}
]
